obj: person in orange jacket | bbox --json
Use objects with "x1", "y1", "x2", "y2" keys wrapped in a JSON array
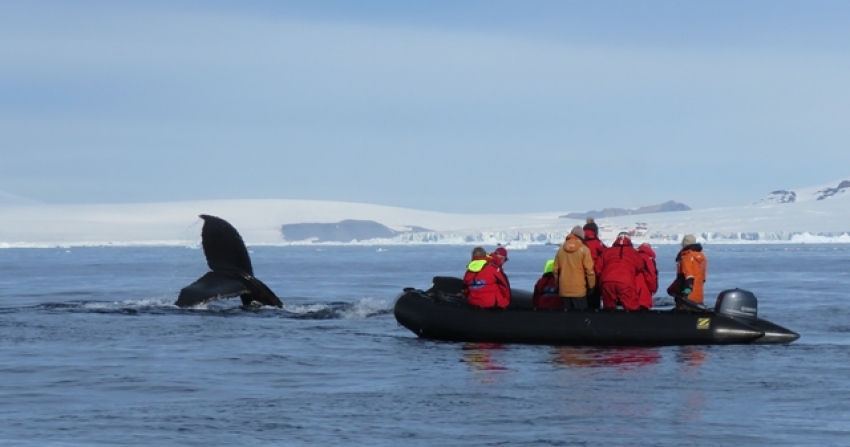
[
  {"x1": 532, "y1": 259, "x2": 560, "y2": 309},
  {"x1": 636, "y1": 243, "x2": 658, "y2": 310},
  {"x1": 463, "y1": 246, "x2": 511, "y2": 308},
  {"x1": 553, "y1": 226, "x2": 596, "y2": 310},
  {"x1": 666, "y1": 234, "x2": 707, "y2": 307}
]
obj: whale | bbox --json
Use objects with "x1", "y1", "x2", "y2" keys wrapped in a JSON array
[{"x1": 175, "y1": 214, "x2": 283, "y2": 308}]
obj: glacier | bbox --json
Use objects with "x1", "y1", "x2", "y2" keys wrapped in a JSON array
[{"x1": 1, "y1": 179, "x2": 849, "y2": 247}]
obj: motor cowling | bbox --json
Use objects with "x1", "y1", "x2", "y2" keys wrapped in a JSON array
[{"x1": 714, "y1": 288, "x2": 758, "y2": 319}]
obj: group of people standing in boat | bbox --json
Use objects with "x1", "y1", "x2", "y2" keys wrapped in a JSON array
[{"x1": 462, "y1": 218, "x2": 708, "y2": 311}]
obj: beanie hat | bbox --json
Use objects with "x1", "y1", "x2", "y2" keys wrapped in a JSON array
[
  {"x1": 543, "y1": 259, "x2": 555, "y2": 274},
  {"x1": 682, "y1": 234, "x2": 697, "y2": 247},
  {"x1": 493, "y1": 246, "x2": 509, "y2": 260},
  {"x1": 571, "y1": 225, "x2": 584, "y2": 238}
]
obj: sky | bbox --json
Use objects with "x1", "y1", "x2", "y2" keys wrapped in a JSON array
[{"x1": 1, "y1": 0, "x2": 849, "y2": 213}]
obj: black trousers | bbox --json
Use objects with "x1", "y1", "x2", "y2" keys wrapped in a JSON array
[
  {"x1": 586, "y1": 286, "x2": 601, "y2": 310},
  {"x1": 562, "y1": 297, "x2": 587, "y2": 310}
]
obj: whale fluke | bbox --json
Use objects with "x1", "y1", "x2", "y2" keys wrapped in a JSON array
[{"x1": 175, "y1": 214, "x2": 283, "y2": 308}]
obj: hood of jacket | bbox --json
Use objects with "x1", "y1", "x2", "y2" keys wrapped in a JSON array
[
  {"x1": 675, "y1": 244, "x2": 703, "y2": 261},
  {"x1": 638, "y1": 244, "x2": 656, "y2": 258},
  {"x1": 466, "y1": 257, "x2": 490, "y2": 272},
  {"x1": 583, "y1": 229, "x2": 599, "y2": 241},
  {"x1": 561, "y1": 234, "x2": 585, "y2": 253},
  {"x1": 611, "y1": 236, "x2": 633, "y2": 248}
]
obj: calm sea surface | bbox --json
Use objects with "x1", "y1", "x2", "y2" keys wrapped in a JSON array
[{"x1": 1, "y1": 244, "x2": 849, "y2": 446}]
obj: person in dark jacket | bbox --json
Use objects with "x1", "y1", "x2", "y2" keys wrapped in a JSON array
[
  {"x1": 636, "y1": 243, "x2": 658, "y2": 310},
  {"x1": 464, "y1": 246, "x2": 510, "y2": 308},
  {"x1": 598, "y1": 232, "x2": 642, "y2": 311},
  {"x1": 583, "y1": 217, "x2": 607, "y2": 309},
  {"x1": 532, "y1": 259, "x2": 560, "y2": 309}
]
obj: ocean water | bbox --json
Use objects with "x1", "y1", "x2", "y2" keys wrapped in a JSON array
[{"x1": 1, "y1": 244, "x2": 849, "y2": 446}]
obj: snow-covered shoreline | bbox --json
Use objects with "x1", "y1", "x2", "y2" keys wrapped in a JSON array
[
  {"x1": 2, "y1": 232, "x2": 849, "y2": 249},
  {"x1": 1, "y1": 184, "x2": 849, "y2": 247}
]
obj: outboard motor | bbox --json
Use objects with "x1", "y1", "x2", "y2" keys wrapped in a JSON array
[{"x1": 714, "y1": 288, "x2": 758, "y2": 319}]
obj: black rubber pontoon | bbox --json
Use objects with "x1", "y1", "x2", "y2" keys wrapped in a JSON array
[{"x1": 393, "y1": 277, "x2": 799, "y2": 346}]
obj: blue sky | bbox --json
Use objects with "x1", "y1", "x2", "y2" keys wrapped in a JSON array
[{"x1": 2, "y1": 0, "x2": 849, "y2": 213}]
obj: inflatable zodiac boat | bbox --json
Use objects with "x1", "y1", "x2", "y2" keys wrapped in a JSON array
[{"x1": 393, "y1": 277, "x2": 800, "y2": 346}]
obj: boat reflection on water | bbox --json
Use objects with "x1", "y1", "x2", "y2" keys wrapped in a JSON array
[
  {"x1": 459, "y1": 343, "x2": 710, "y2": 390},
  {"x1": 676, "y1": 346, "x2": 708, "y2": 372},
  {"x1": 549, "y1": 346, "x2": 710, "y2": 420},
  {"x1": 674, "y1": 346, "x2": 709, "y2": 420},
  {"x1": 461, "y1": 343, "x2": 508, "y2": 371},
  {"x1": 552, "y1": 346, "x2": 663, "y2": 370},
  {"x1": 550, "y1": 345, "x2": 709, "y2": 371},
  {"x1": 461, "y1": 343, "x2": 509, "y2": 379}
]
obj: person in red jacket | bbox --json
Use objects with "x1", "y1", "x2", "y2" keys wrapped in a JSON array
[
  {"x1": 490, "y1": 246, "x2": 508, "y2": 267},
  {"x1": 636, "y1": 243, "x2": 658, "y2": 310},
  {"x1": 463, "y1": 246, "x2": 510, "y2": 308},
  {"x1": 598, "y1": 232, "x2": 642, "y2": 311},
  {"x1": 488, "y1": 246, "x2": 511, "y2": 290},
  {"x1": 583, "y1": 217, "x2": 607, "y2": 309},
  {"x1": 583, "y1": 218, "x2": 607, "y2": 263},
  {"x1": 532, "y1": 259, "x2": 560, "y2": 309}
]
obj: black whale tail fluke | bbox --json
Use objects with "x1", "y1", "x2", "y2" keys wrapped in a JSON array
[
  {"x1": 199, "y1": 214, "x2": 254, "y2": 274},
  {"x1": 175, "y1": 215, "x2": 283, "y2": 308}
]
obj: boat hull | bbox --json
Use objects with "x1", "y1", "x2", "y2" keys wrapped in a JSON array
[{"x1": 394, "y1": 289, "x2": 799, "y2": 346}]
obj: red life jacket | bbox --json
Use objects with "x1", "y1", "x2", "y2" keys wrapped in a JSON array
[
  {"x1": 583, "y1": 229, "x2": 607, "y2": 277},
  {"x1": 463, "y1": 257, "x2": 510, "y2": 308},
  {"x1": 599, "y1": 237, "x2": 641, "y2": 286},
  {"x1": 533, "y1": 273, "x2": 560, "y2": 309}
]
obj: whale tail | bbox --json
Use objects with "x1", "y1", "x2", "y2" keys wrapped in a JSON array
[{"x1": 175, "y1": 214, "x2": 283, "y2": 308}]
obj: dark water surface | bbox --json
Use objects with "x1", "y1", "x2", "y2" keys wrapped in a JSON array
[{"x1": 1, "y1": 244, "x2": 848, "y2": 446}]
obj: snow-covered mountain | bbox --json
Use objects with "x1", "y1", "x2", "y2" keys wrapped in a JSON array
[
  {"x1": 755, "y1": 179, "x2": 850, "y2": 204},
  {"x1": 1, "y1": 180, "x2": 849, "y2": 247}
]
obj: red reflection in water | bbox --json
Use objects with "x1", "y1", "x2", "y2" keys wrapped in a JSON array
[
  {"x1": 461, "y1": 343, "x2": 508, "y2": 372},
  {"x1": 676, "y1": 346, "x2": 708, "y2": 372},
  {"x1": 553, "y1": 347, "x2": 662, "y2": 370}
]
